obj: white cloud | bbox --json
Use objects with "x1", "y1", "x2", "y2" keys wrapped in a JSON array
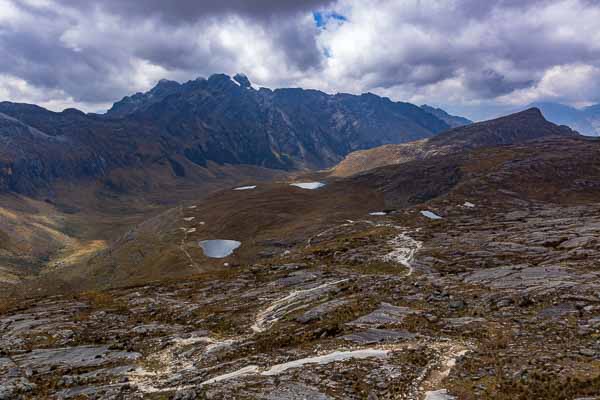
[
  {"x1": 0, "y1": 73, "x2": 112, "y2": 112},
  {"x1": 499, "y1": 64, "x2": 600, "y2": 106},
  {"x1": 2, "y1": 0, "x2": 600, "y2": 119}
]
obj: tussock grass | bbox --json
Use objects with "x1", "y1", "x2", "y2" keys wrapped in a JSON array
[
  {"x1": 78, "y1": 290, "x2": 128, "y2": 312},
  {"x1": 0, "y1": 297, "x2": 16, "y2": 314}
]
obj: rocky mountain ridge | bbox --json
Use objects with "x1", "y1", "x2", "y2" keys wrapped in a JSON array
[
  {"x1": 0, "y1": 74, "x2": 460, "y2": 196},
  {"x1": 332, "y1": 108, "x2": 578, "y2": 177}
]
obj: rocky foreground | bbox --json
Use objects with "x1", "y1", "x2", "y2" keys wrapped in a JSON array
[{"x1": 2, "y1": 196, "x2": 600, "y2": 399}]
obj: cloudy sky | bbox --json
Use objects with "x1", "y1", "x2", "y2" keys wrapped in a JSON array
[{"x1": 2, "y1": 0, "x2": 600, "y2": 120}]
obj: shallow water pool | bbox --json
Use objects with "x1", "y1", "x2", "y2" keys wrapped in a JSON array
[{"x1": 199, "y1": 240, "x2": 241, "y2": 258}]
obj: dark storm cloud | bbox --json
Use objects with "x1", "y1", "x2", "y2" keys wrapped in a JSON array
[
  {"x1": 2, "y1": 0, "x2": 600, "y2": 116},
  {"x1": 0, "y1": 11, "x2": 130, "y2": 104},
  {"x1": 57, "y1": 0, "x2": 336, "y2": 23},
  {"x1": 59, "y1": 0, "x2": 332, "y2": 74},
  {"x1": 0, "y1": 0, "x2": 333, "y2": 109},
  {"x1": 272, "y1": 20, "x2": 324, "y2": 72},
  {"x1": 465, "y1": 70, "x2": 534, "y2": 98}
]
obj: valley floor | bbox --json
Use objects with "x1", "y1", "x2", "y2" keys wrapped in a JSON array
[{"x1": 2, "y1": 196, "x2": 600, "y2": 399}]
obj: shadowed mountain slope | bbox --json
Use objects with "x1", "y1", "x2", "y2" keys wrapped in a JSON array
[
  {"x1": 0, "y1": 74, "x2": 461, "y2": 283},
  {"x1": 23, "y1": 121, "x2": 595, "y2": 294},
  {"x1": 0, "y1": 74, "x2": 457, "y2": 196},
  {"x1": 5, "y1": 104, "x2": 600, "y2": 400},
  {"x1": 4, "y1": 133, "x2": 600, "y2": 400}
]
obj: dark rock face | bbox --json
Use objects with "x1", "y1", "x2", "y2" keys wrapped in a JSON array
[
  {"x1": 106, "y1": 79, "x2": 183, "y2": 118},
  {"x1": 110, "y1": 74, "x2": 450, "y2": 169},
  {"x1": 233, "y1": 73, "x2": 252, "y2": 88},
  {"x1": 0, "y1": 74, "x2": 454, "y2": 195},
  {"x1": 0, "y1": 103, "x2": 141, "y2": 194}
]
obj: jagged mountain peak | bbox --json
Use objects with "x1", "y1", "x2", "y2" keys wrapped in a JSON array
[
  {"x1": 106, "y1": 78, "x2": 183, "y2": 117},
  {"x1": 151, "y1": 78, "x2": 181, "y2": 93},
  {"x1": 511, "y1": 107, "x2": 544, "y2": 118},
  {"x1": 233, "y1": 73, "x2": 252, "y2": 88},
  {"x1": 0, "y1": 74, "x2": 464, "y2": 194}
]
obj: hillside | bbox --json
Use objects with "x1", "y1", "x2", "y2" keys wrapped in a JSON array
[
  {"x1": 5, "y1": 0, "x2": 600, "y2": 397},
  {"x1": 25, "y1": 127, "x2": 593, "y2": 295},
  {"x1": 0, "y1": 74, "x2": 464, "y2": 285},
  {"x1": 332, "y1": 108, "x2": 578, "y2": 177},
  {"x1": 5, "y1": 107, "x2": 579, "y2": 292},
  {"x1": 4, "y1": 113, "x2": 600, "y2": 399}
]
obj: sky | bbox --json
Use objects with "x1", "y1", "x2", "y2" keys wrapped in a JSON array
[{"x1": 2, "y1": 0, "x2": 600, "y2": 120}]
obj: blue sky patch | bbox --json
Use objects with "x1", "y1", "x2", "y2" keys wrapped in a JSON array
[{"x1": 313, "y1": 11, "x2": 347, "y2": 28}]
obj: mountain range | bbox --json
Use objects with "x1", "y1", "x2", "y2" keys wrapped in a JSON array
[
  {"x1": 12, "y1": 106, "x2": 581, "y2": 293},
  {"x1": 0, "y1": 74, "x2": 468, "y2": 196},
  {"x1": 3, "y1": 76, "x2": 600, "y2": 399},
  {"x1": 0, "y1": 75, "x2": 585, "y2": 292},
  {"x1": 0, "y1": 73, "x2": 472, "y2": 291}
]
